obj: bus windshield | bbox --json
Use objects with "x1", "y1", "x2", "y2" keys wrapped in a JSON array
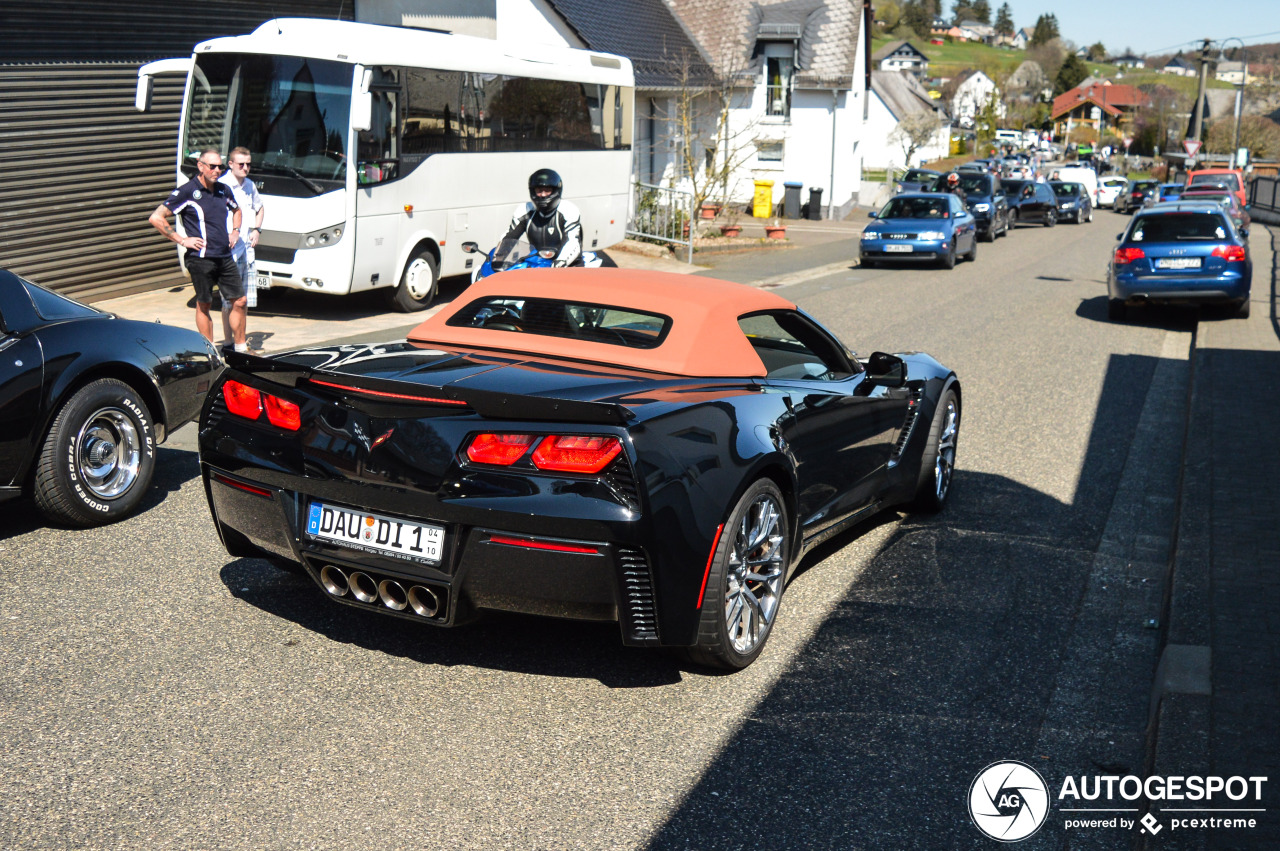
[{"x1": 184, "y1": 53, "x2": 353, "y2": 196}]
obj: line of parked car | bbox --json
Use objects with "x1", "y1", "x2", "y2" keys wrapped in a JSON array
[{"x1": 863, "y1": 161, "x2": 1097, "y2": 269}]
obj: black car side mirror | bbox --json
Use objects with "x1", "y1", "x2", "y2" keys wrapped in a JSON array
[
  {"x1": 1116, "y1": 233, "x2": 1123, "y2": 241},
  {"x1": 461, "y1": 241, "x2": 480, "y2": 254},
  {"x1": 861, "y1": 351, "x2": 906, "y2": 388},
  {"x1": 868, "y1": 211, "x2": 879, "y2": 219}
]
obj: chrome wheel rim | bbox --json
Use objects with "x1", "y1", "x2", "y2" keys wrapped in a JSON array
[
  {"x1": 76, "y1": 407, "x2": 141, "y2": 499},
  {"x1": 403, "y1": 257, "x2": 434, "y2": 301},
  {"x1": 724, "y1": 493, "x2": 786, "y2": 655},
  {"x1": 933, "y1": 398, "x2": 959, "y2": 503}
]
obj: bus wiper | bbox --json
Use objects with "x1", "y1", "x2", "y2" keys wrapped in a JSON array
[{"x1": 257, "y1": 161, "x2": 325, "y2": 196}]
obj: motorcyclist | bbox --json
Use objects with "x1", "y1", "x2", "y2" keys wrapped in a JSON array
[
  {"x1": 943, "y1": 171, "x2": 968, "y2": 206},
  {"x1": 502, "y1": 168, "x2": 584, "y2": 267}
]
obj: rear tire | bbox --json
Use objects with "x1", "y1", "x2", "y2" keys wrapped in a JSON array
[
  {"x1": 684, "y1": 479, "x2": 789, "y2": 671},
  {"x1": 388, "y1": 249, "x2": 438, "y2": 312},
  {"x1": 1235, "y1": 297, "x2": 1251, "y2": 319},
  {"x1": 910, "y1": 388, "x2": 960, "y2": 513},
  {"x1": 33, "y1": 379, "x2": 157, "y2": 527}
]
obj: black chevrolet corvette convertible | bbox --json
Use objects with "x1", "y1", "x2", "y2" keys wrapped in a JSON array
[
  {"x1": 200, "y1": 269, "x2": 961, "y2": 669},
  {"x1": 0, "y1": 269, "x2": 220, "y2": 526}
]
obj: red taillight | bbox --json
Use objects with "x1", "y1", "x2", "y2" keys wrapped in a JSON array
[
  {"x1": 466, "y1": 433, "x2": 535, "y2": 465},
  {"x1": 223, "y1": 380, "x2": 262, "y2": 419},
  {"x1": 222, "y1": 380, "x2": 300, "y2": 431},
  {"x1": 465, "y1": 433, "x2": 623, "y2": 473},
  {"x1": 1212, "y1": 244, "x2": 1246, "y2": 262},
  {"x1": 264, "y1": 394, "x2": 301, "y2": 431},
  {"x1": 1114, "y1": 247, "x2": 1146, "y2": 265},
  {"x1": 532, "y1": 435, "x2": 622, "y2": 474}
]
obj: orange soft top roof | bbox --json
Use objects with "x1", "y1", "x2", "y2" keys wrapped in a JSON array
[{"x1": 408, "y1": 268, "x2": 796, "y2": 377}]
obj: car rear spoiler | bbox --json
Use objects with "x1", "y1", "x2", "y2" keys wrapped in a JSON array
[{"x1": 221, "y1": 350, "x2": 635, "y2": 426}]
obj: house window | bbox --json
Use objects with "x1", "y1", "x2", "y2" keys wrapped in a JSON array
[
  {"x1": 766, "y1": 56, "x2": 793, "y2": 118},
  {"x1": 757, "y1": 140, "x2": 783, "y2": 161}
]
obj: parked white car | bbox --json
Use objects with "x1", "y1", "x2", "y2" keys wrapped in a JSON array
[{"x1": 1095, "y1": 176, "x2": 1129, "y2": 208}]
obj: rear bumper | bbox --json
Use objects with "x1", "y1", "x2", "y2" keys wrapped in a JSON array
[
  {"x1": 203, "y1": 462, "x2": 665, "y2": 647},
  {"x1": 1109, "y1": 271, "x2": 1251, "y2": 304}
]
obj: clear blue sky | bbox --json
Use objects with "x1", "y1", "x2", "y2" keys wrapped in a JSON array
[{"x1": 998, "y1": 1, "x2": 1279, "y2": 56}]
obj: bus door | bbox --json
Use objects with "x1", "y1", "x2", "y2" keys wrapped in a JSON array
[{"x1": 351, "y1": 69, "x2": 404, "y2": 293}]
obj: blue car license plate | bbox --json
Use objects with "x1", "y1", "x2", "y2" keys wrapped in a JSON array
[
  {"x1": 306, "y1": 500, "x2": 444, "y2": 564},
  {"x1": 885, "y1": 244, "x2": 914, "y2": 253},
  {"x1": 1155, "y1": 257, "x2": 1202, "y2": 270}
]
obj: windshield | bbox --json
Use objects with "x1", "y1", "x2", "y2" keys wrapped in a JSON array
[
  {"x1": 957, "y1": 174, "x2": 992, "y2": 194},
  {"x1": 1190, "y1": 173, "x2": 1240, "y2": 191},
  {"x1": 879, "y1": 197, "x2": 950, "y2": 219},
  {"x1": 1051, "y1": 182, "x2": 1081, "y2": 197},
  {"x1": 184, "y1": 53, "x2": 354, "y2": 197},
  {"x1": 1129, "y1": 212, "x2": 1230, "y2": 242},
  {"x1": 903, "y1": 170, "x2": 935, "y2": 182}
]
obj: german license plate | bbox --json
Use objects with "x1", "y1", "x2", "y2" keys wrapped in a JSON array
[
  {"x1": 885, "y1": 244, "x2": 913, "y2": 253},
  {"x1": 255, "y1": 273, "x2": 272, "y2": 289},
  {"x1": 1155, "y1": 257, "x2": 1202, "y2": 270},
  {"x1": 306, "y1": 501, "x2": 444, "y2": 564}
]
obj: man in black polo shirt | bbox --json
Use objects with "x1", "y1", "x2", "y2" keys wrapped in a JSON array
[{"x1": 148, "y1": 147, "x2": 244, "y2": 348}]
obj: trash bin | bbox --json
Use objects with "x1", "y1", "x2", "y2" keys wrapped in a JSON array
[
  {"x1": 807, "y1": 187, "x2": 824, "y2": 220},
  {"x1": 752, "y1": 179, "x2": 775, "y2": 218},
  {"x1": 783, "y1": 181, "x2": 803, "y2": 219}
]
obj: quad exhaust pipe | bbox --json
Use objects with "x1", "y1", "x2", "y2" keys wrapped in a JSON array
[{"x1": 318, "y1": 565, "x2": 442, "y2": 619}]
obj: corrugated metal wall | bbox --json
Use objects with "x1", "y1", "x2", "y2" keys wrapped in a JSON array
[{"x1": 0, "y1": 0, "x2": 344, "y2": 301}]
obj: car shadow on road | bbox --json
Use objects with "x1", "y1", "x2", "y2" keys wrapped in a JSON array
[
  {"x1": 1076, "y1": 295, "x2": 1200, "y2": 329},
  {"x1": 218, "y1": 558, "x2": 684, "y2": 688},
  {"x1": 0, "y1": 446, "x2": 200, "y2": 539}
]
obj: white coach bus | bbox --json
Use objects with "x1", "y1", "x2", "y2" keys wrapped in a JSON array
[{"x1": 137, "y1": 18, "x2": 634, "y2": 310}]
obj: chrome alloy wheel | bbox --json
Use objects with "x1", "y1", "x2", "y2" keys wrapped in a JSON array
[
  {"x1": 932, "y1": 396, "x2": 959, "y2": 503},
  {"x1": 724, "y1": 493, "x2": 786, "y2": 655},
  {"x1": 75, "y1": 407, "x2": 142, "y2": 499},
  {"x1": 402, "y1": 256, "x2": 435, "y2": 300}
]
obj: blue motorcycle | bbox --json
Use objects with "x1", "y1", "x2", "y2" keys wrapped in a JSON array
[{"x1": 461, "y1": 238, "x2": 610, "y2": 285}]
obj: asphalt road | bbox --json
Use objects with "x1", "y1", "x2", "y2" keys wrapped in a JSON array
[{"x1": 0, "y1": 212, "x2": 1209, "y2": 849}]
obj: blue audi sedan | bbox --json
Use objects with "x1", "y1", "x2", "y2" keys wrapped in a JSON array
[
  {"x1": 860, "y1": 192, "x2": 977, "y2": 269},
  {"x1": 1107, "y1": 203, "x2": 1251, "y2": 320}
]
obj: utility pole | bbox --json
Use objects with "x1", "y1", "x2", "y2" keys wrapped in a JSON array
[{"x1": 1190, "y1": 38, "x2": 1212, "y2": 146}]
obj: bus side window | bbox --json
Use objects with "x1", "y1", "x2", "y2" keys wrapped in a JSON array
[{"x1": 358, "y1": 68, "x2": 400, "y2": 184}]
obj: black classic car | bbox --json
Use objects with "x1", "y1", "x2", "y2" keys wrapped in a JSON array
[
  {"x1": 0, "y1": 269, "x2": 221, "y2": 525},
  {"x1": 199, "y1": 269, "x2": 961, "y2": 670}
]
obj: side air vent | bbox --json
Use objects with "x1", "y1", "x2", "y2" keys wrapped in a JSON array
[
  {"x1": 888, "y1": 388, "x2": 925, "y2": 468},
  {"x1": 604, "y1": 457, "x2": 641, "y2": 510},
  {"x1": 618, "y1": 548, "x2": 658, "y2": 643}
]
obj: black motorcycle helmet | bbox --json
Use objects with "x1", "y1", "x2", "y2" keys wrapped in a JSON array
[{"x1": 528, "y1": 168, "x2": 563, "y2": 214}]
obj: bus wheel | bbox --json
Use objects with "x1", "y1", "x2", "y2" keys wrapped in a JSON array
[{"x1": 389, "y1": 250, "x2": 438, "y2": 312}]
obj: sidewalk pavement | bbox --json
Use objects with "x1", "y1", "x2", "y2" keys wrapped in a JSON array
[
  {"x1": 1147, "y1": 226, "x2": 1280, "y2": 848},
  {"x1": 95, "y1": 215, "x2": 865, "y2": 354}
]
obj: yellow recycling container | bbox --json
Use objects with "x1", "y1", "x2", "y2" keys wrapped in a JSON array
[{"x1": 752, "y1": 179, "x2": 775, "y2": 218}]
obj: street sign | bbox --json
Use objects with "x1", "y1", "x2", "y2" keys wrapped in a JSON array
[
  {"x1": 1124, "y1": 137, "x2": 1133, "y2": 150},
  {"x1": 1183, "y1": 139, "x2": 1202, "y2": 157}
]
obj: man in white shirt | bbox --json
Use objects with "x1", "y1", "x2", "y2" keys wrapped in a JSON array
[{"x1": 218, "y1": 147, "x2": 265, "y2": 352}]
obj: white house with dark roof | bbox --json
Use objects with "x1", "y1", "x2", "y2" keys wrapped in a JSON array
[
  {"x1": 863, "y1": 70, "x2": 950, "y2": 170},
  {"x1": 1012, "y1": 26, "x2": 1033, "y2": 50},
  {"x1": 949, "y1": 69, "x2": 1003, "y2": 127},
  {"x1": 873, "y1": 40, "x2": 929, "y2": 78},
  {"x1": 666, "y1": 0, "x2": 873, "y2": 218},
  {"x1": 1161, "y1": 55, "x2": 1196, "y2": 77}
]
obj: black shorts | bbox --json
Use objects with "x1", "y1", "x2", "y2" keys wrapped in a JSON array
[{"x1": 187, "y1": 255, "x2": 244, "y2": 303}]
